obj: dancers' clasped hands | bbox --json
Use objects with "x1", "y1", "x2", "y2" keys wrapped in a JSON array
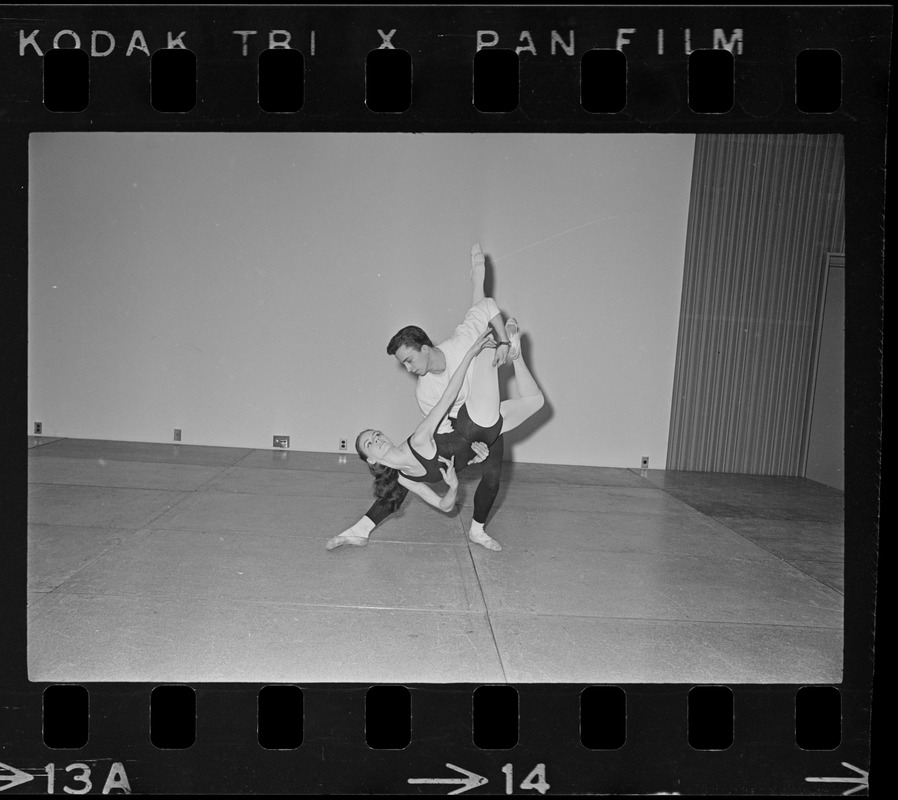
[{"x1": 470, "y1": 326, "x2": 511, "y2": 368}]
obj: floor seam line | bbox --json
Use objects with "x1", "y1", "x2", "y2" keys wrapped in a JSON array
[
  {"x1": 28, "y1": 590, "x2": 494, "y2": 616},
  {"x1": 458, "y1": 513, "x2": 509, "y2": 684}
]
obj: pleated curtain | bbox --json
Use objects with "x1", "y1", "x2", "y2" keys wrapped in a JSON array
[{"x1": 667, "y1": 134, "x2": 845, "y2": 474}]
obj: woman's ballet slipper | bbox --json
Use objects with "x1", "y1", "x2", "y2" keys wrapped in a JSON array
[
  {"x1": 326, "y1": 533, "x2": 369, "y2": 550},
  {"x1": 470, "y1": 243, "x2": 485, "y2": 281},
  {"x1": 504, "y1": 317, "x2": 521, "y2": 360}
]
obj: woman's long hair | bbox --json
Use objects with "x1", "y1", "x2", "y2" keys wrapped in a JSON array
[{"x1": 356, "y1": 432, "x2": 405, "y2": 513}]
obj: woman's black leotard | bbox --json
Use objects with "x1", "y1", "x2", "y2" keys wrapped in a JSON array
[
  {"x1": 401, "y1": 407, "x2": 500, "y2": 486},
  {"x1": 364, "y1": 429, "x2": 504, "y2": 526},
  {"x1": 454, "y1": 404, "x2": 503, "y2": 447},
  {"x1": 403, "y1": 438, "x2": 445, "y2": 483}
]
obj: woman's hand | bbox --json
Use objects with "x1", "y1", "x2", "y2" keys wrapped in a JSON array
[
  {"x1": 467, "y1": 329, "x2": 495, "y2": 359},
  {"x1": 467, "y1": 441, "x2": 490, "y2": 465},
  {"x1": 438, "y1": 455, "x2": 458, "y2": 488},
  {"x1": 492, "y1": 341, "x2": 510, "y2": 368}
]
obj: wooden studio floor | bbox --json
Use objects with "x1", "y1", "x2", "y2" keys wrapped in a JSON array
[{"x1": 27, "y1": 437, "x2": 844, "y2": 684}]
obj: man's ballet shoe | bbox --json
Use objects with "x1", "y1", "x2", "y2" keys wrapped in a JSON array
[
  {"x1": 504, "y1": 317, "x2": 521, "y2": 360},
  {"x1": 469, "y1": 533, "x2": 502, "y2": 551},
  {"x1": 326, "y1": 533, "x2": 369, "y2": 550}
]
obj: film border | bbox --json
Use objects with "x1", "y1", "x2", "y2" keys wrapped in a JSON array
[{"x1": 1, "y1": 4, "x2": 887, "y2": 795}]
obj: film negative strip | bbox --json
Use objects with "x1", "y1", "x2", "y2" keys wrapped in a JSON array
[{"x1": 1, "y1": 3, "x2": 887, "y2": 795}]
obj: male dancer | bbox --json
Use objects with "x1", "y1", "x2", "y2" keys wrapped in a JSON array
[{"x1": 326, "y1": 245, "x2": 511, "y2": 551}]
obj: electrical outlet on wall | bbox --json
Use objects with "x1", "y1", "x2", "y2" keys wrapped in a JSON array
[
  {"x1": 34, "y1": 422, "x2": 42, "y2": 435},
  {"x1": 173, "y1": 429, "x2": 182, "y2": 442},
  {"x1": 273, "y1": 435, "x2": 290, "y2": 449},
  {"x1": 641, "y1": 456, "x2": 649, "y2": 469},
  {"x1": 339, "y1": 438, "x2": 348, "y2": 452}
]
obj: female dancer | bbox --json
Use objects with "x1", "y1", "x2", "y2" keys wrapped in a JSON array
[{"x1": 356, "y1": 312, "x2": 544, "y2": 551}]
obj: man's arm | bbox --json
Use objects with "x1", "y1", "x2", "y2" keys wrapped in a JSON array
[
  {"x1": 451, "y1": 298, "x2": 510, "y2": 367},
  {"x1": 450, "y1": 297, "x2": 501, "y2": 343},
  {"x1": 488, "y1": 314, "x2": 511, "y2": 367}
]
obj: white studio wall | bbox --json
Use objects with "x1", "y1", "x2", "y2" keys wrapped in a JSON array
[{"x1": 29, "y1": 132, "x2": 694, "y2": 468}]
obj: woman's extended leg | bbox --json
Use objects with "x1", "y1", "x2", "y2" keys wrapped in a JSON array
[
  {"x1": 471, "y1": 243, "x2": 486, "y2": 304},
  {"x1": 463, "y1": 344, "x2": 502, "y2": 429},
  {"x1": 498, "y1": 320, "x2": 545, "y2": 434},
  {"x1": 462, "y1": 317, "x2": 544, "y2": 436}
]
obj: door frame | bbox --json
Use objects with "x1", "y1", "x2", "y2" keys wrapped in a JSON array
[{"x1": 801, "y1": 251, "x2": 845, "y2": 477}]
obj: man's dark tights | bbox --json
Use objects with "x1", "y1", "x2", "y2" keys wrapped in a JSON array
[{"x1": 362, "y1": 432, "x2": 504, "y2": 526}]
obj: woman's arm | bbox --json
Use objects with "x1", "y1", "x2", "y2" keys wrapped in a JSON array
[
  {"x1": 410, "y1": 330, "x2": 492, "y2": 450},
  {"x1": 398, "y1": 468, "x2": 458, "y2": 512}
]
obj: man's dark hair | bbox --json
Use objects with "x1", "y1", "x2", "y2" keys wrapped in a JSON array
[{"x1": 387, "y1": 326, "x2": 434, "y2": 355}]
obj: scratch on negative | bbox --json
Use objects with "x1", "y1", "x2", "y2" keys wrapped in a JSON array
[
  {"x1": 179, "y1": 341, "x2": 208, "y2": 355},
  {"x1": 494, "y1": 216, "x2": 619, "y2": 262}
]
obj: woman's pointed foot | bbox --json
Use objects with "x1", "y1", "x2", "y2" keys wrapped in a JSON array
[
  {"x1": 470, "y1": 243, "x2": 485, "y2": 283},
  {"x1": 326, "y1": 533, "x2": 369, "y2": 550},
  {"x1": 504, "y1": 317, "x2": 521, "y2": 360}
]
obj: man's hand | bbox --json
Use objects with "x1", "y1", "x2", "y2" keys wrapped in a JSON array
[{"x1": 467, "y1": 441, "x2": 490, "y2": 465}]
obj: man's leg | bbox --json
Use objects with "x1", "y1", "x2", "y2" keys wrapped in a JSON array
[
  {"x1": 325, "y1": 486, "x2": 410, "y2": 549},
  {"x1": 469, "y1": 433, "x2": 504, "y2": 550}
]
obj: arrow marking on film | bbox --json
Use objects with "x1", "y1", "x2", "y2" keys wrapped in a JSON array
[
  {"x1": 0, "y1": 762, "x2": 35, "y2": 793},
  {"x1": 408, "y1": 763, "x2": 488, "y2": 795},
  {"x1": 806, "y1": 762, "x2": 869, "y2": 796}
]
